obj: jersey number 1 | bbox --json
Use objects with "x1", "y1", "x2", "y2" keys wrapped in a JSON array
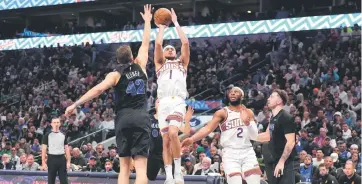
[
  {"x1": 126, "y1": 79, "x2": 145, "y2": 96},
  {"x1": 169, "y1": 70, "x2": 173, "y2": 79}
]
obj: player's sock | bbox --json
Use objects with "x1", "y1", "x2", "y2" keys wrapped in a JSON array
[
  {"x1": 165, "y1": 164, "x2": 173, "y2": 180},
  {"x1": 173, "y1": 157, "x2": 181, "y2": 175}
]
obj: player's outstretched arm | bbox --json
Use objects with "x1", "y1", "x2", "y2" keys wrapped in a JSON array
[
  {"x1": 180, "y1": 106, "x2": 194, "y2": 136},
  {"x1": 256, "y1": 124, "x2": 270, "y2": 142},
  {"x1": 136, "y1": 4, "x2": 152, "y2": 70},
  {"x1": 65, "y1": 72, "x2": 119, "y2": 116},
  {"x1": 171, "y1": 8, "x2": 190, "y2": 67},
  {"x1": 181, "y1": 109, "x2": 224, "y2": 147},
  {"x1": 154, "y1": 25, "x2": 166, "y2": 66}
]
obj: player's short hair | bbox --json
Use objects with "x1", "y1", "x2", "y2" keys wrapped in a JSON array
[
  {"x1": 116, "y1": 45, "x2": 133, "y2": 64},
  {"x1": 273, "y1": 89, "x2": 289, "y2": 105}
]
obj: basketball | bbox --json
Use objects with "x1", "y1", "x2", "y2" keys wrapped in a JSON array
[{"x1": 154, "y1": 8, "x2": 172, "y2": 26}]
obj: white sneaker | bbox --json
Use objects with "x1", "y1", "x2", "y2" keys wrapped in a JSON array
[
  {"x1": 164, "y1": 178, "x2": 175, "y2": 184},
  {"x1": 174, "y1": 174, "x2": 184, "y2": 184}
]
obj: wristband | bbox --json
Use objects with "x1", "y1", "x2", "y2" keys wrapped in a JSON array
[{"x1": 174, "y1": 21, "x2": 180, "y2": 27}]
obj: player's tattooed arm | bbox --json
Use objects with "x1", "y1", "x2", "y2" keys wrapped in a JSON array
[{"x1": 278, "y1": 133, "x2": 295, "y2": 163}]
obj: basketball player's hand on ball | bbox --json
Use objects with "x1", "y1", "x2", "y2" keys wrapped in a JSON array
[
  {"x1": 140, "y1": 4, "x2": 153, "y2": 22},
  {"x1": 171, "y1": 8, "x2": 178, "y2": 23},
  {"x1": 64, "y1": 104, "x2": 76, "y2": 117},
  {"x1": 240, "y1": 106, "x2": 254, "y2": 126}
]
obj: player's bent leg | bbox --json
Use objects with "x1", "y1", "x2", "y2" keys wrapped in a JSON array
[
  {"x1": 243, "y1": 168, "x2": 262, "y2": 184},
  {"x1": 134, "y1": 155, "x2": 148, "y2": 184},
  {"x1": 118, "y1": 157, "x2": 131, "y2": 184},
  {"x1": 226, "y1": 173, "x2": 244, "y2": 184}
]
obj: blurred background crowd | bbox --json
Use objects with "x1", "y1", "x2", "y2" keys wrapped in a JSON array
[{"x1": 0, "y1": 0, "x2": 361, "y2": 183}]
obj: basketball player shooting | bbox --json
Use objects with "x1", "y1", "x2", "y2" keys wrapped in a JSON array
[
  {"x1": 154, "y1": 8, "x2": 190, "y2": 184},
  {"x1": 64, "y1": 4, "x2": 152, "y2": 184},
  {"x1": 181, "y1": 87, "x2": 262, "y2": 184}
]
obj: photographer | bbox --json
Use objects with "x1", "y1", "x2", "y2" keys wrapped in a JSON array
[{"x1": 311, "y1": 163, "x2": 338, "y2": 184}]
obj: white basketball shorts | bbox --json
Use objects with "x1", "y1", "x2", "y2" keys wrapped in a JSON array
[
  {"x1": 222, "y1": 147, "x2": 260, "y2": 176},
  {"x1": 158, "y1": 96, "x2": 186, "y2": 134}
]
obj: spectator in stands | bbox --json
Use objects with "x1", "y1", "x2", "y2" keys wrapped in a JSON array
[
  {"x1": 83, "y1": 156, "x2": 101, "y2": 172},
  {"x1": 300, "y1": 154, "x2": 317, "y2": 182},
  {"x1": 15, "y1": 154, "x2": 27, "y2": 170},
  {"x1": 314, "y1": 128, "x2": 328, "y2": 147},
  {"x1": 0, "y1": 154, "x2": 13, "y2": 170},
  {"x1": 101, "y1": 159, "x2": 116, "y2": 173},
  {"x1": 0, "y1": 142, "x2": 11, "y2": 155},
  {"x1": 313, "y1": 149, "x2": 325, "y2": 167},
  {"x1": 312, "y1": 163, "x2": 338, "y2": 184},
  {"x1": 321, "y1": 137, "x2": 333, "y2": 157},
  {"x1": 18, "y1": 138, "x2": 31, "y2": 154},
  {"x1": 193, "y1": 152, "x2": 206, "y2": 175},
  {"x1": 338, "y1": 142, "x2": 350, "y2": 165},
  {"x1": 299, "y1": 150, "x2": 307, "y2": 167},
  {"x1": 342, "y1": 123, "x2": 352, "y2": 140},
  {"x1": 338, "y1": 161, "x2": 361, "y2": 184},
  {"x1": 71, "y1": 148, "x2": 86, "y2": 170},
  {"x1": 194, "y1": 157, "x2": 215, "y2": 176},
  {"x1": 22, "y1": 154, "x2": 39, "y2": 171},
  {"x1": 184, "y1": 157, "x2": 194, "y2": 175},
  {"x1": 322, "y1": 156, "x2": 337, "y2": 177},
  {"x1": 107, "y1": 148, "x2": 119, "y2": 172},
  {"x1": 30, "y1": 138, "x2": 41, "y2": 154},
  {"x1": 181, "y1": 146, "x2": 196, "y2": 165},
  {"x1": 9, "y1": 148, "x2": 20, "y2": 168}
]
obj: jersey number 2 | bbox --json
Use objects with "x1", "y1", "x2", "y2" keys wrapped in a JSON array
[
  {"x1": 237, "y1": 128, "x2": 244, "y2": 138},
  {"x1": 126, "y1": 79, "x2": 145, "y2": 96}
]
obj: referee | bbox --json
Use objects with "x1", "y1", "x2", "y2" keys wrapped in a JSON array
[
  {"x1": 42, "y1": 118, "x2": 70, "y2": 184},
  {"x1": 257, "y1": 89, "x2": 296, "y2": 184}
]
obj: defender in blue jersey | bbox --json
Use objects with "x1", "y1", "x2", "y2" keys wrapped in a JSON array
[
  {"x1": 147, "y1": 99, "x2": 193, "y2": 181},
  {"x1": 65, "y1": 5, "x2": 153, "y2": 184}
]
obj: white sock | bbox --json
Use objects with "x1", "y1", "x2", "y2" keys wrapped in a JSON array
[
  {"x1": 174, "y1": 157, "x2": 181, "y2": 175},
  {"x1": 165, "y1": 164, "x2": 173, "y2": 180}
]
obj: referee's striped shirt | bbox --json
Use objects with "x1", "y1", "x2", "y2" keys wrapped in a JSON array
[{"x1": 42, "y1": 131, "x2": 68, "y2": 155}]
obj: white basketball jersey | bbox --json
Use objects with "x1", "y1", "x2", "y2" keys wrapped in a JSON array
[
  {"x1": 219, "y1": 107, "x2": 253, "y2": 149},
  {"x1": 156, "y1": 58, "x2": 188, "y2": 99}
]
